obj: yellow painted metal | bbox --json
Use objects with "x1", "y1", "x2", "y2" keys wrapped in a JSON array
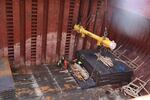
[{"x1": 74, "y1": 24, "x2": 116, "y2": 50}]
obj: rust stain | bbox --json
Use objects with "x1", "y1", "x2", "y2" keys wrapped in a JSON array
[
  {"x1": 40, "y1": 86, "x2": 57, "y2": 93},
  {"x1": 45, "y1": 96, "x2": 52, "y2": 100},
  {"x1": 63, "y1": 83, "x2": 76, "y2": 90},
  {"x1": 16, "y1": 88, "x2": 34, "y2": 96}
]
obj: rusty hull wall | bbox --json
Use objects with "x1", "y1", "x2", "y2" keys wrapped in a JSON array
[
  {"x1": 0, "y1": 0, "x2": 106, "y2": 67},
  {"x1": 108, "y1": 0, "x2": 150, "y2": 91},
  {"x1": 0, "y1": 0, "x2": 150, "y2": 91},
  {"x1": 0, "y1": 0, "x2": 149, "y2": 72}
]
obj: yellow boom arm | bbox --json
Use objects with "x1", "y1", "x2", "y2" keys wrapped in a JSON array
[{"x1": 74, "y1": 24, "x2": 116, "y2": 50}]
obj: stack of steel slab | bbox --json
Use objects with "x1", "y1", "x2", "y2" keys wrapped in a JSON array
[{"x1": 76, "y1": 48, "x2": 133, "y2": 86}]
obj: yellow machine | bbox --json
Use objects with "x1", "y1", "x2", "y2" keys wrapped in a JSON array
[{"x1": 74, "y1": 24, "x2": 117, "y2": 50}]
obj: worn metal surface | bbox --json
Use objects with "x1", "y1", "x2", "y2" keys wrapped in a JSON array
[
  {"x1": 56, "y1": 0, "x2": 65, "y2": 58},
  {"x1": 0, "y1": 0, "x2": 105, "y2": 66},
  {"x1": 20, "y1": 0, "x2": 26, "y2": 66},
  {"x1": 41, "y1": 0, "x2": 49, "y2": 64},
  {"x1": 0, "y1": 0, "x2": 149, "y2": 66},
  {"x1": 7, "y1": 65, "x2": 129, "y2": 100},
  {"x1": 0, "y1": 57, "x2": 14, "y2": 93},
  {"x1": 107, "y1": 0, "x2": 150, "y2": 91},
  {"x1": 13, "y1": 65, "x2": 79, "y2": 99}
]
